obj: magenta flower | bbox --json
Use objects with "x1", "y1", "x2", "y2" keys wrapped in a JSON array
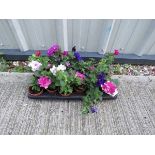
[
  {"x1": 47, "y1": 44, "x2": 59, "y2": 56},
  {"x1": 75, "y1": 71, "x2": 85, "y2": 80},
  {"x1": 38, "y1": 76, "x2": 52, "y2": 89},
  {"x1": 114, "y1": 49, "x2": 119, "y2": 55},
  {"x1": 52, "y1": 44, "x2": 59, "y2": 51},
  {"x1": 47, "y1": 47, "x2": 55, "y2": 56},
  {"x1": 63, "y1": 51, "x2": 68, "y2": 56},
  {"x1": 101, "y1": 81, "x2": 118, "y2": 97}
]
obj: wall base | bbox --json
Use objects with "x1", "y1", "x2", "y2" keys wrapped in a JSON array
[{"x1": 0, "y1": 49, "x2": 155, "y2": 65}]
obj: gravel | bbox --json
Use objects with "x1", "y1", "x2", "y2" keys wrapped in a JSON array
[{"x1": 111, "y1": 64, "x2": 155, "y2": 76}]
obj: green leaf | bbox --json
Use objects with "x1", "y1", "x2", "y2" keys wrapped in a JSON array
[
  {"x1": 60, "y1": 80, "x2": 65, "y2": 86},
  {"x1": 111, "y1": 78, "x2": 119, "y2": 86},
  {"x1": 82, "y1": 107, "x2": 89, "y2": 114}
]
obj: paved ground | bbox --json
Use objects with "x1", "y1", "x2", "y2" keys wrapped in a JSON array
[{"x1": 0, "y1": 72, "x2": 155, "y2": 135}]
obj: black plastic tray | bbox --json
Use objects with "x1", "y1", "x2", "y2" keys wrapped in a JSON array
[{"x1": 28, "y1": 91, "x2": 117, "y2": 100}]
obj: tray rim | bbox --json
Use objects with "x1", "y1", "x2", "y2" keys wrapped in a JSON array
[{"x1": 28, "y1": 91, "x2": 117, "y2": 100}]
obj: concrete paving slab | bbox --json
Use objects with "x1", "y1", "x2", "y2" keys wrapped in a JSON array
[{"x1": 0, "y1": 72, "x2": 155, "y2": 135}]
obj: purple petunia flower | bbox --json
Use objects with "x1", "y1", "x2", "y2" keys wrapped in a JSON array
[
  {"x1": 47, "y1": 44, "x2": 59, "y2": 57},
  {"x1": 97, "y1": 73, "x2": 106, "y2": 86},
  {"x1": 47, "y1": 47, "x2": 55, "y2": 57},
  {"x1": 74, "y1": 52, "x2": 82, "y2": 61},
  {"x1": 52, "y1": 44, "x2": 59, "y2": 51},
  {"x1": 90, "y1": 106, "x2": 98, "y2": 113}
]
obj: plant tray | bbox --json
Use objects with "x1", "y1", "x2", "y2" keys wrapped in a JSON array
[{"x1": 28, "y1": 91, "x2": 117, "y2": 100}]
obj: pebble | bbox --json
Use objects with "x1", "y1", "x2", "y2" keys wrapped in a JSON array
[{"x1": 111, "y1": 64, "x2": 155, "y2": 76}]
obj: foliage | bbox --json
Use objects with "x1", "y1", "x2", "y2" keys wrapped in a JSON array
[
  {"x1": 82, "y1": 87, "x2": 103, "y2": 114},
  {"x1": 56, "y1": 71, "x2": 74, "y2": 95},
  {"x1": 112, "y1": 64, "x2": 121, "y2": 74},
  {"x1": 30, "y1": 76, "x2": 41, "y2": 92},
  {"x1": 12, "y1": 65, "x2": 30, "y2": 73},
  {"x1": 28, "y1": 44, "x2": 119, "y2": 113},
  {"x1": 79, "y1": 54, "x2": 116, "y2": 113},
  {"x1": 0, "y1": 56, "x2": 9, "y2": 72},
  {"x1": 74, "y1": 76, "x2": 84, "y2": 87}
]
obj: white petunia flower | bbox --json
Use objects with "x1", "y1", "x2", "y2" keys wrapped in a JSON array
[
  {"x1": 50, "y1": 64, "x2": 66, "y2": 75},
  {"x1": 28, "y1": 61, "x2": 42, "y2": 72},
  {"x1": 57, "y1": 64, "x2": 66, "y2": 72},
  {"x1": 50, "y1": 65, "x2": 57, "y2": 76}
]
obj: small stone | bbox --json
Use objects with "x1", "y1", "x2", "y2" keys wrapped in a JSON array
[
  {"x1": 144, "y1": 71, "x2": 150, "y2": 76},
  {"x1": 144, "y1": 67, "x2": 148, "y2": 71},
  {"x1": 133, "y1": 70, "x2": 139, "y2": 76}
]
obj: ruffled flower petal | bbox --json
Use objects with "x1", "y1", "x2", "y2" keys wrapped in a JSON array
[
  {"x1": 101, "y1": 81, "x2": 118, "y2": 97},
  {"x1": 28, "y1": 61, "x2": 42, "y2": 72},
  {"x1": 38, "y1": 76, "x2": 52, "y2": 89}
]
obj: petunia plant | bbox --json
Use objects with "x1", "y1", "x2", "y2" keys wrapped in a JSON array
[
  {"x1": 28, "y1": 43, "x2": 119, "y2": 114},
  {"x1": 82, "y1": 53, "x2": 118, "y2": 113},
  {"x1": 56, "y1": 70, "x2": 74, "y2": 95},
  {"x1": 74, "y1": 71, "x2": 86, "y2": 90},
  {"x1": 30, "y1": 76, "x2": 42, "y2": 93}
]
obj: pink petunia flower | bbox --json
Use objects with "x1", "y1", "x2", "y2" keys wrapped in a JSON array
[
  {"x1": 63, "y1": 51, "x2": 68, "y2": 56},
  {"x1": 75, "y1": 71, "x2": 85, "y2": 80},
  {"x1": 101, "y1": 81, "x2": 118, "y2": 97},
  {"x1": 114, "y1": 49, "x2": 119, "y2": 55},
  {"x1": 38, "y1": 76, "x2": 52, "y2": 89}
]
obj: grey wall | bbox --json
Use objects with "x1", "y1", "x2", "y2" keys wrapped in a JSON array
[{"x1": 0, "y1": 19, "x2": 155, "y2": 56}]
